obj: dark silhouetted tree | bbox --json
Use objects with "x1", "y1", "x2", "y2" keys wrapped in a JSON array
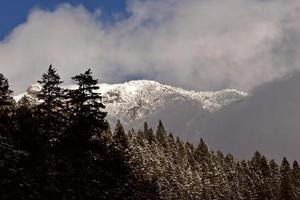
[
  {"x1": 0, "y1": 73, "x2": 13, "y2": 107},
  {"x1": 37, "y1": 65, "x2": 65, "y2": 143}
]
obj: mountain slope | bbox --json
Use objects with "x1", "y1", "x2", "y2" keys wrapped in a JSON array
[
  {"x1": 14, "y1": 76, "x2": 300, "y2": 161},
  {"x1": 14, "y1": 80, "x2": 247, "y2": 140}
]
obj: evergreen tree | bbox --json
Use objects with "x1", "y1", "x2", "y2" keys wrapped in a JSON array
[
  {"x1": 280, "y1": 157, "x2": 295, "y2": 200},
  {"x1": 70, "y1": 69, "x2": 106, "y2": 129},
  {"x1": 269, "y1": 159, "x2": 280, "y2": 199},
  {"x1": 144, "y1": 121, "x2": 156, "y2": 144},
  {"x1": 37, "y1": 65, "x2": 65, "y2": 143},
  {"x1": 56, "y1": 69, "x2": 107, "y2": 199},
  {"x1": 14, "y1": 100, "x2": 50, "y2": 199},
  {"x1": 2, "y1": 68, "x2": 300, "y2": 200},
  {"x1": 37, "y1": 65, "x2": 63, "y2": 112},
  {"x1": 292, "y1": 161, "x2": 300, "y2": 198},
  {"x1": 0, "y1": 73, "x2": 13, "y2": 107},
  {"x1": 113, "y1": 120, "x2": 129, "y2": 150},
  {"x1": 0, "y1": 73, "x2": 14, "y2": 134},
  {"x1": 156, "y1": 120, "x2": 167, "y2": 148},
  {"x1": 0, "y1": 74, "x2": 35, "y2": 200},
  {"x1": 0, "y1": 131, "x2": 29, "y2": 200},
  {"x1": 194, "y1": 138, "x2": 210, "y2": 164},
  {"x1": 64, "y1": 69, "x2": 107, "y2": 153}
]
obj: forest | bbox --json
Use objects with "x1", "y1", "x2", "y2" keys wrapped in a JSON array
[{"x1": 0, "y1": 66, "x2": 300, "y2": 200}]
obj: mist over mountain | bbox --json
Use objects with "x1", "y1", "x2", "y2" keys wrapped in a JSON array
[
  {"x1": 4, "y1": 68, "x2": 300, "y2": 199},
  {"x1": 2, "y1": 0, "x2": 300, "y2": 198},
  {"x1": 15, "y1": 80, "x2": 247, "y2": 141},
  {"x1": 202, "y1": 72, "x2": 300, "y2": 161},
  {"x1": 14, "y1": 73, "x2": 300, "y2": 161}
]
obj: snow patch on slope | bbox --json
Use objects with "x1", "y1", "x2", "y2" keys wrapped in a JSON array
[{"x1": 14, "y1": 80, "x2": 247, "y2": 121}]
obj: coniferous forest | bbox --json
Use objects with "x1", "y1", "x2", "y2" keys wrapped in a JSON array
[{"x1": 1, "y1": 66, "x2": 300, "y2": 200}]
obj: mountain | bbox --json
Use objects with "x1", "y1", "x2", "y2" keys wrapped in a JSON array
[
  {"x1": 15, "y1": 76, "x2": 300, "y2": 161},
  {"x1": 14, "y1": 80, "x2": 247, "y2": 141}
]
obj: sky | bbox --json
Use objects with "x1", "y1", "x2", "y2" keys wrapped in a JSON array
[
  {"x1": 0, "y1": 0, "x2": 300, "y2": 93},
  {"x1": 0, "y1": 0, "x2": 127, "y2": 40}
]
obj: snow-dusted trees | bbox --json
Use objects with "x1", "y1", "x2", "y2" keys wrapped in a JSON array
[
  {"x1": 0, "y1": 68, "x2": 160, "y2": 199},
  {"x1": 1, "y1": 70, "x2": 300, "y2": 199},
  {"x1": 125, "y1": 120, "x2": 300, "y2": 200},
  {"x1": 292, "y1": 161, "x2": 300, "y2": 198},
  {"x1": 280, "y1": 157, "x2": 295, "y2": 200}
]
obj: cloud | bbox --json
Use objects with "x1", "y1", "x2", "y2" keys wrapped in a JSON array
[
  {"x1": 201, "y1": 72, "x2": 300, "y2": 161},
  {"x1": 0, "y1": 0, "x2": 300, "y2": 93}
]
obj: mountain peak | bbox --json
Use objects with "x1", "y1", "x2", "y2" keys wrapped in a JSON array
[{"x1": 15, "y1": 79, "x2": 247, "y2": 121}]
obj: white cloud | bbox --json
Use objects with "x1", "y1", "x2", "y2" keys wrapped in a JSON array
[{"x1": 1, "y1": 0, "x2": 300, "y2": 93}]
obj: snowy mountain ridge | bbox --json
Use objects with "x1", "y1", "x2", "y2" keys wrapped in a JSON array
[{"x1": 14, "y1": 80, "x2": 247, "y2": 121}]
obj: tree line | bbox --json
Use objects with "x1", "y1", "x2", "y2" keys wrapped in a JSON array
[{"x1": 0, "y1": 66, "x2": 299, "y2": 199}]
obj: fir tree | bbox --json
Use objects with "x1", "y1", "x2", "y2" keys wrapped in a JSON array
[
  {"x1": 37, "y1": 65, "x2": 63, "y2": 112},
  {"x1": 0, "y1": 73, "x2": 13, "y2": 107},
  {"x1": 113, "y1": 120, "x2": 129, "y2": 150},
  {"x1": 65, "y1": 69, "x2": 107, "y2": 153},
  {"x1": 280, "y1": 157, "x2": 295, "y2": 200},
  {"x1": 269, "y1": 159, "x2": 280, "y2": 199},
  {"x1": 0, "y1": 74, "x2": 34, "y2": 199},
  {"x1": 37, "y1": 65, "x2": 65, "y2": 143},
  {"x1": 292, "y1": 161, "x2": 300, "y2": 198},
  {"x1": 0, "y1": 131, "x2": 28, "y2": 200},
  {"x1": 0, "y1": 73, "x2": 14, "y2": 135},
  {"x1": 2, "y1": 69, "x2": 300, "y2": 200},
  {"x1": 144, "y1": 122, "x2": 156, "y2": 144},
  {"x1": 194, "y1": 138, "x2": 210, "y2": 164},
  {"x1": 156, "y1": 120, "x2": 167, "y2": 148},
  {"x1": 70, "y1": 69, "x2": 106, "y2": 127}
]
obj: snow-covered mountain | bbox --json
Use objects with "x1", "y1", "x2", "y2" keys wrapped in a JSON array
[
  {"x1": 14, "y1": 77, "x2": 300, "y2": 161},
  {"x1": 14, "y1": 80, "x2": 247, "y2": 140}
]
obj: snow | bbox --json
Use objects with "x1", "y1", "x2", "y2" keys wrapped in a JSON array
[{"x1": 14, "y1": 80, "x2": 247, "y2": 120}]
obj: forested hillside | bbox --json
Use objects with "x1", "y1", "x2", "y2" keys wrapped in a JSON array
[{"x1": 0, "y1": 66, "x2": 299, "y2": 200}]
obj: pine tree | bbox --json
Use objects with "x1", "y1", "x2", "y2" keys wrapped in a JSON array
[
  {"x1": 113, "y1": 120, "x2": 129, "y2": 150},
  {"x1": 0, "y1": 73, "x2": 13, "y2": 107},
  {"x1": 0, "y1": 130, "x2": 28, "y2": 200},
  {"x1": 37, "y1": 65, "x2": 63, "y2": 112},
  {"x1": 255, "y1": 155, "x2": 273, "y2": 200},
  {"x1": 37, "y1": 65, "x2": 65, "y2": 143},
  {"x1": 292, "y1": 161, "x2": 300, "y2": 198},
  {"x1": 144, "y1": 122, "x2": 156, "y2": 144},
  {"x1": 280, "y1": 157, "x2": 295, "y2": 200},
  {"x1": 0, "y1": 74, "x2": 33, "y2": 199},
  {"x1": 65, "y1": 69, "x2": 107, "y2": 153},
  {"x1": 56, "y1": 69, "x2": 111, "y2": 199},
  {"x1": 156, "y1": 120, "x2": 167, "y2": 148},
  {"x1": 3, "y1": 68, "x2": 300, "y2": 199},
  {"x1": 269, "y1": 159, "x2": 280, "y2": 199},
  {"x1": 70, "y1": 69, "x2": 106, "y2": 126},
  {"x1": 0, "y1": 73, "x2": 14, "y2": 135},
  {"x1": 194, "y1": 138, "x2": 210, "y2": 164}
]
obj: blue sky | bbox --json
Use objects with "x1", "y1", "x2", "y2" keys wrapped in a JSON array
[{"x1": 0, "y1": 0, "x2": 127, "y2": 40}]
